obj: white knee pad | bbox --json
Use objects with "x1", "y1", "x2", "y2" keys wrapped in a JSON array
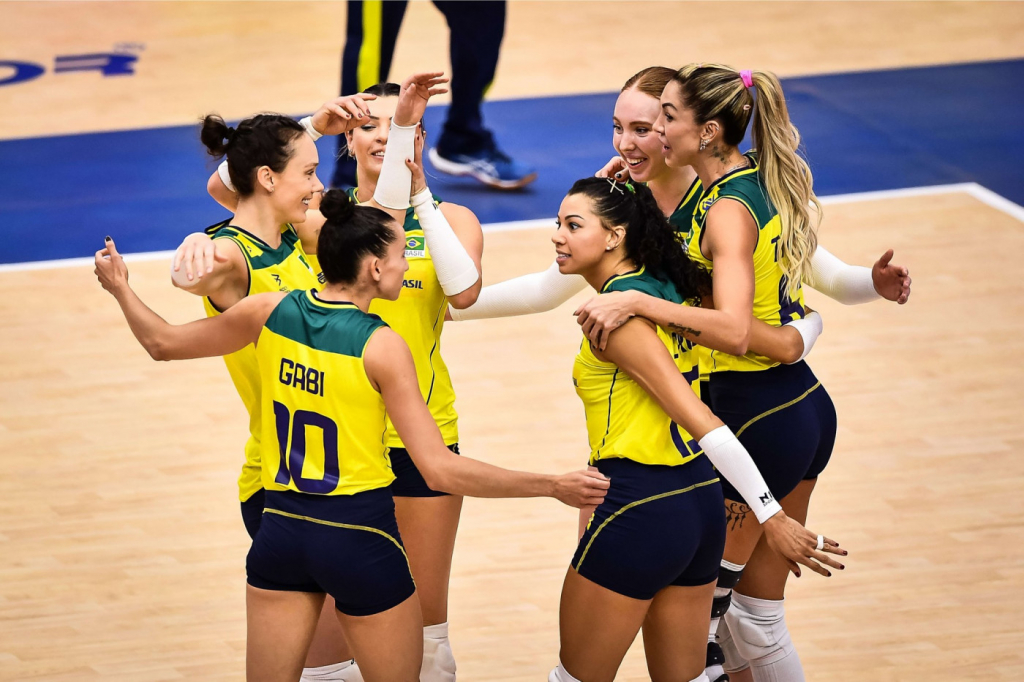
[
  {"x1": 717, "y1": 616, "x2": 750, "y2": 674},
  {"x1": 723, "y1": 593, "x2": 795, "y2": 666},
  {"x1": 548, "y1": 662, "x2": 582, "y2": 682},
  {"x1": 422, "y1": 622, "x2": 457, "y2": 682},
  {"x1": 300, "y1": 660, "x2": 363, "y2": 682}
]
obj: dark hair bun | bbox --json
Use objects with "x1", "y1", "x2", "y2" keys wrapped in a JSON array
[
  {"x1": 200, "y1": 114, "x2": 235, "y2": 158},
  {"x1": 319, "y1": 189, "x2": 356, "y2": 223}
]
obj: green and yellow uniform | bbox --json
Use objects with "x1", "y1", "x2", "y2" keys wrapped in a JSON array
[
  {"x1": 666, "y1": 176, "x2": 703, "y2": 237},
  {"x1": 572, "y1": 267, "x2": 704, "y2": 467},
  {"x1": 203, "y1": 221, "x2": 319, "y2": 502},
  {"x1": 257, "y1": 290, "x2": 393, "y2": 495},
  {"x1": 685, "y1": 161, "x2": 806, "y2": 374},
  {"x1": 306, "y1": 189, "x2": 459, "y2": 449}
]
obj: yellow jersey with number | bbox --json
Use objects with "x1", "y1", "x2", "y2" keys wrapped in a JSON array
[
  {"x1": 306, "y1": 189, "x2": 459, "y2": 449},
  {"x1": 572, "y1": 267, "x2": 704, "y2": 467},
  {"x1": 202, "y1": 221, "x2": 319, "y2": 501},
  {"x1": 257, "y1": 290, "x2": 394, "y2": 496},
  {"x1": 685, "y1": 161, "x2": 806, "y2": 374}
]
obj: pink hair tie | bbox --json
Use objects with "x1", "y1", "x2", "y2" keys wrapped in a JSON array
[{"x1": 740, "y1": 70, "x2": 754, "y2": 89}]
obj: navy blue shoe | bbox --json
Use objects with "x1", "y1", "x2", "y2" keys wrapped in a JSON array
[{"x1": 428, "y1": 147, "x2": 537, "y2": 190}]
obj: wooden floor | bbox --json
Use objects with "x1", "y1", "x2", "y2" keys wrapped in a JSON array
[
  {"x1": 3, "y1": 1, "x2": 1024, "y2": 679},
  {"x1": 2, "y1": 190, "x2": 1023, "y2": 680}
]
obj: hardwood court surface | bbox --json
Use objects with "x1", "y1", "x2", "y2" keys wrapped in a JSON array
[{"x1": 2, "y1": 191, "x2": 1023, "y2": 680}]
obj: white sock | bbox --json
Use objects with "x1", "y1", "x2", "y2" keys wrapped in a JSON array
[
  {"x1": 422, "y1": 621, "x2": 456, "y2": 682},
  {"x1": 300, "y1": 659, "x2": 362, "y2": 682},
  {"x1": 548, "y1": 662, "x2": 583, "y2": 682},
  {"x1": 689, "y1": 674, "x2": 711, "y2": 682}
]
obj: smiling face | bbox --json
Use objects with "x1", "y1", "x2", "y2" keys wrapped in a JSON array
[
  {"x1": 265, "y1": 133, "x2": 323, "y2": 224},
  {"x1": 345, "y1": 96, "x2": 398, "y2": 181},
  {"x1": 657, "y1": 80, "x2": 705, "y2": 169},
  {"x1": 613, "y1": 87, "x2": 670, "y2": 183},
  {"x1": 373, "y1": 218, "x2": 409, "y2": 300},
  {"x1": 552, "y1": 193, "x2": 622, "y2": 278}
]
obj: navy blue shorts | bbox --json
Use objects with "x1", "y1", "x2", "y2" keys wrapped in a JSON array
[
  {"x1": 246, "y1": 488, "x2": 416, "y2": 616},
  {"x1": 240, "y1": 488, "x2": 265, "y2": 540},
  {"x1": 705, "y1": 361, "x2": 837, "y2": 505},
  {"x1": 389, "y1": 443, "x2": 460, "y2": 497},
  {"x1": 571, "y1": 456, "x2": 726, "y2": 600}
]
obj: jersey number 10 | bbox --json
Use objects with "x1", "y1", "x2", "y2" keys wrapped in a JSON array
[{"x1": 272, "y1": 401, "x2": 340, "y2": 494}]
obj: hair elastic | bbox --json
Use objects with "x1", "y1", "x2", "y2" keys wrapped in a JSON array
[{"x1": 740, "y1": 70, "x2": 754, "y2": 89}]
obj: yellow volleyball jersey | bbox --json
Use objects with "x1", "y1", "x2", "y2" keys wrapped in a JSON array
[
  {"x1": 685, "y1": 160, "x2": 806, "y2": 374},
  {"x1": 328, "y1": 188, "x2": 458, "y2": 449},
  {"x1": 257, "y1": 290, "x2": 394, "y2": 495},
  {"x1": 202, "y1": 221, "x2": 320, "y2": 501},
  {"x1": 572, "y1": 267, "x2": 704, "y2": 467}
]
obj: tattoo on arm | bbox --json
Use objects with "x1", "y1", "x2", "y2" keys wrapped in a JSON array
[
  {"x1": 725, "y1": 500, "x2": 750, "y2": 531},
  {"x1": 668, "y1": 323, "x2": 702, "y2": 337}
]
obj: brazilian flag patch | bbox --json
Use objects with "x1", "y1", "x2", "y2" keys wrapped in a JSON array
[{"x1": 404, "y1": 235, "x2": 425, "y2": 258}]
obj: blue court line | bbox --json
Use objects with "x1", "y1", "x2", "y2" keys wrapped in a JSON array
[{"x1": 1, "y1": 59, "x2": 1021, "y2": 265}]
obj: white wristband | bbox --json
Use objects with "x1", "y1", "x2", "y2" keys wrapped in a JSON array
[
  {"x1": 805, "y1": 245, "x2": 878, "y2": 305},
  {"x1": 217, "y1": 159, "x2": 235, "y2": 192},
  {"x1": 784, "y1": 311, "x2": 823, "y2": 364},
  {"x1": 449, "y1": 261, "x2": 588, "y2": 321},
  {"x1": 298, "y1": 116, "x2": 322, "y2": 141},
  {"x1": 698, "y1": 426, "x2": 782, "y2": 524},
  {"x1": 411, "y1": 189, "x2": 479, "y2": 297},
  {"x1": 373, "y1": 121, "x2": 418, "y2": 210}
]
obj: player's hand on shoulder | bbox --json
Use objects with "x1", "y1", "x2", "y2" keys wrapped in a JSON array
[
  {"x1": 94, "y1": 237, "x2": 129, "y2": 294},
  {"x1": 311, "y1": 93, "x2": 377, "y2": 137},
  {"x1": 574, "y1": 290, "x2": 641, "y2": 351},
  {"x1": 872, "y1": 249, "x2": 911, "y2": 304},
  {"x1": 171, "y1": 232, "x2": 228, "y2": 286},
  {"x1": 552, "y1": 468, "x2": 610, "y2": 508},
  {"x1": 394, "y1": 72, "x2": 449, "y2": 127},
  {"x1": 761, "y1": 511, "x2": 847, "y2": 578}
]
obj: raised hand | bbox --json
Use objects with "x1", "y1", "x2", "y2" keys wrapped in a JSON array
[
  {"x1": 394, "y1": 72, "x2": 449, "y2": 127},
  {"x1": 404, "y1": 124, "x2": 429, "y2": 197},
  {"x1": 94, "y1": 237, "x2": 129, "y2": 294},
  {"x1": 761, "y1": 512, "x2": 847, "y2": 578},
  {"x1": 552, "y1": 469, "x2": 611, "y2": 508},
  {"x1": 310, "y1": 93, "x2": 377, "y2": 137},
  {"x1": 872, "y1": 249, "x2": 911, "y2": 304}
]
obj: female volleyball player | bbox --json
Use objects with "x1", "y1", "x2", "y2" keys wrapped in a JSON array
[
  {"x1": 546, "y1": 177, "x2": 844, "y2": 682},
  {"x1": 168, "y1": 92, "x2": 382, "y2": 681},
  {"x1": 574, "y1": 64, "x2": 867, "y2": 682},
  {"x1": 186, "y1": 72, "x2": 486, "y2": 682},
  {"x1": 95, "y1": 193, "x2": 608, "y2": 682}
]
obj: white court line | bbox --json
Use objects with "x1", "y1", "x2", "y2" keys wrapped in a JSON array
[{"x1": 2, "y1": 182, "x2": 1021, "y2": 274}]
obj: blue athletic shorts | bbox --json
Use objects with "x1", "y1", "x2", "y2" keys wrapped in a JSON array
[
  {"x1": 705, "y1": 360, "x2": 837, "y2": 504},
  {"x1": 246, "y1": 488, "x2": 416, "y2": 616},
  {"x1": 389, "y1": 443, "x2": 460, "y2": 497},
  {"x1": 571, "y1": 455, "x2": 726, "y2": 600},
  {"x1": 240, "y1": 488, "x2": 265, "y2": 539}
]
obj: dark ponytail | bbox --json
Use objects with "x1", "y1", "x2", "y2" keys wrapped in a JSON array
[
  {"x1": 200, "y1": 113, "x2": 305, "y2": 196},
  {"x1": 317, "y1": 189, "x2": 399, "y2": 285},
  {"x1": 566, "y1": 177, "x2": 711, "y2": 303}
]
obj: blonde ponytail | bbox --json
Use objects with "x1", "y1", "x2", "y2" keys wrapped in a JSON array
[{"x1": 748, "y1": 71, "x2": 820, "y2": 294}]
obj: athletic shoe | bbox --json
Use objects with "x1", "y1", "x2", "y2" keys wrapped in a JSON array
[{"x1": 428, "y1": 147, "x2": 537, "y2": 190}]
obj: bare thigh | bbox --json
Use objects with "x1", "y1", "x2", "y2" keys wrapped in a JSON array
[
  {"x1": 722, "y1": 497, "x2": 768, "y2": 567},
  {"x1": 246, "y1": 585, "x2": 324, "y2": 682},
  {"x1": 736, "y1": 478, "x2": 816, "y2": 601},
  {"x1": 335, "y1": 592, "x2": 424, "y2": 682},
  {"x1": 557, "y1": 568, "x2": 651, "y2": 682},
  {"x1": 642, "y1": 581, "x2": 716, "y2": 682},
  {"x1": 304, "y1": 595, "x2": 353, "y2": 668},
  {"x1": 394, "y1": 495, "x2": 463, "y2": 626}
]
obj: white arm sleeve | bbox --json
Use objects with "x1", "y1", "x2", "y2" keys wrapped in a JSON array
[
  {"x1": 698, "y1": 426, "x2": 783, "y2": 524},
  {"x1": 372, "y1": 121, "x2": 417, "y2": 210},
  {"x1": 804, "y1": 245, "x2": 879, "y2": 305},
  {"x1": 449, "y1": 261, "x2": 588, "y2": 321},
  {"x1": 783, "y1": 311, "x2": 823, "y2": 364},
  {"x1": 217, "y1": 160, "x2": 235, "y2": 192},
  {"x1": 411, "y1": 189, "x2": 479, "y2": 297}
]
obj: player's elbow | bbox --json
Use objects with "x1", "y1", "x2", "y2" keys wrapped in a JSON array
[
  {"x1": 446, "y1": 283, "x2": 481, "y2": 310},
  {"x1": 722, "y1": 321, "x2": 751, "y2": 356},
  {"x1": 145, "y1": 339, "x2": 172, "y2": 362},
  {"x1": 777, "y1": 335, "x2": 804, "y2": 365}
]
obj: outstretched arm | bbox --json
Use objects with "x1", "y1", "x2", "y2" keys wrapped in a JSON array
[
  {"x1": 96, "y1": 238, "x2": 282, "y2": 360},
  {"x1": 598, "y1": 318, "x2": 846, "y2": 576},
  {"x1": 806, "y1": 246, "x2": 911, "y2": 305},
  {"x1": 366, "y1": 328, "x2": 608, "y2": 507},
  {"x1": 450, "y1": 261, "x2": 588, "y2": 321}
]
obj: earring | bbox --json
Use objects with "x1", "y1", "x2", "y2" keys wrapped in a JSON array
[{"x1": 699, "y1": 139, "x2": 708, "y2": 151}]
